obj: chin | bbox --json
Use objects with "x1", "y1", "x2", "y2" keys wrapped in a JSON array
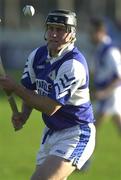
[{"x1": 49, "y1": 44, "x2": 61, "y2": 51}]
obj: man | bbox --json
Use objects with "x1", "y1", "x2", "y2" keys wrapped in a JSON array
[
  {"x1": 0, "y1": 10, "x2": 96, "y2": 180},
  {"x1": 89, "y1": 17, "x2": 121, "y2": 134}
]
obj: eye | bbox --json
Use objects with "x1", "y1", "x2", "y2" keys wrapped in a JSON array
[
  {"x1": 47, "y1": 26, "x2": 54, "y2": 31},
  {"x1": 56, "y1": 28, "x2": 62, "y2": 32},
  {"x1": 57, "y1": 27, "x2": 66, "y2": 32},
  {"x1": 47, "y1": 25, "x2": 66, "y2": 33}
]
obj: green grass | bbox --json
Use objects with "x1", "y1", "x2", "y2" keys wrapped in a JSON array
[{"x1": 0, "y1": 96, "x2": 121, "y2": 180}]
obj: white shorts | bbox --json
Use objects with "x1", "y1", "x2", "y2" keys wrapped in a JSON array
[{"x1": 36, "y1": 123, "x2": 96, "y2": 170}]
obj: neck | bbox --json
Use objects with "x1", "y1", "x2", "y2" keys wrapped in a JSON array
[{"x1": 49, "y1": 50, "x2": 60, "y2": 57}]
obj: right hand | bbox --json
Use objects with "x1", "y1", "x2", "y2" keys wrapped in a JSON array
[
  {"x1": 12, "y1": 112, "x2": 27, "y2": 131},
  {"x1": 0, "y1": 75, "x2": 17, "y2": 95}
]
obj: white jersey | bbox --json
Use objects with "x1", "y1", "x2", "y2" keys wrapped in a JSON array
[
  {"x1": 94, "y1": 38, "x2": 121, "y2": 89},
  {"x1": 94, "y1": 37, "x2": 121, "y2": 115}
]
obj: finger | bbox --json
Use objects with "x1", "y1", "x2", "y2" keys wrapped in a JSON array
[
  {"x1": 13, "y1": 121, "x2": 23, "y2": 131},
  {"x1": 12, "y1": 117, "x2": 25, "y2": 131},
  {"x1": 14, "y1": 125, "x2": 23, "y2": 131}
]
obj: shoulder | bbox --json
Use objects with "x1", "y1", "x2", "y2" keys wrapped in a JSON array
[
  {"x1": 61, "y1": 59, "x2": 85, "y2": 71},
  {"x1": 35, "y1": 45, "x2": 47, "y2": 53},
  {"x1": 25, "y1": 48, "x2": 39, "y2": 68},
  {"x1": 28, "y1": 48, "x2": 39, "y2": 61},
  {"x1": 72, "y1": 47, "x2": 87, "y2": 61},
  {"x1": 28, "y1": 45, "x2": 47, "y2": 59},
  {"x1": 58, "y1": 47, "x2": 88, "y2": 77},
  {"x1": 58, "y1": 59, "x2": 86, "y2": 80},
  {"x1": 65, "y1": 47, "x2": 88, "y2": 69},
  {"x1": 107, "y1": 46, "x2": 121, "y2": 63},
  {"x1": 27, "y1": 45, "x2": 47, "y2": 65}
]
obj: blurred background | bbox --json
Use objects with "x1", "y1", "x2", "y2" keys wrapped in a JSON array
[
  {"x1": 1, "y1": 0, "x2": 121, "y2": 71},
  {"x1": 0, "y1": 1, "x2": 121, "y2": 180}
]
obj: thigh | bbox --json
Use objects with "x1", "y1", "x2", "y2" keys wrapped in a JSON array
[
  {"x1": 36, "y1": 124, "x2": 96, "y2": 171},
  {"x1": 31, "y1": 155, "x2": 75, "y2": 180}
]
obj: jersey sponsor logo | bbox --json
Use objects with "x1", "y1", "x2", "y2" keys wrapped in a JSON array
[{"x1": 36, "y1": 79, "x2": 52, "y2": 95}]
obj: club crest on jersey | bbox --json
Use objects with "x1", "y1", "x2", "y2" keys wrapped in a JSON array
[
  {"x1": 48, "y1": 70, "x2": 56, "y2": 80},
  {"x1": 36, "y1": 79, "x2": 52, "y2": 95}
]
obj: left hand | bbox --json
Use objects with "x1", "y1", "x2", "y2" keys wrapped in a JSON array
[{"x1": 12, "y1": 112, "x2": 27, "y2": 131}]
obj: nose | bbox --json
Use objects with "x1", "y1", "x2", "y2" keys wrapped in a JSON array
[
  {"x1": 53, "y1": 33, "x2": 57, "y2": 37},
  {"x1": 52, "y1": 29, "x2": 57, "y2": 37}
]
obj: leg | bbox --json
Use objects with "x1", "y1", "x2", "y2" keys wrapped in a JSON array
[
  {"x1": 112, "y1": 114, "x2": 121, "y2": 135},
  {"x1": 94, "y1": 112, "x2": 109, "y2": 149},
  {"x1": 30, "y1": 155, "x2": 76, "y2": 180},
  {"x1": 31, "y1": 124, "x2": 95, "y2": 178},
  {"x1": 95, "y1": 112, "x2": 105, "y2": 129}
]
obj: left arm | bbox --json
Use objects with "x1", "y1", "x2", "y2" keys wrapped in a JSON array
[
  {"x1": 96, "y1": 48, "x2": 121, "y2": 99},
  {"x1": 95, "y1": 77, "x2": 121, "y2": 99}
]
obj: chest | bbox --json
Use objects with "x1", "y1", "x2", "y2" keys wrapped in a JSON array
[
  {"x1": 34, "y1": 59, "x2": 58, "y2": 81},
  {"x1": 33, "y1": 58, "x2": 59, "y2": 95}
]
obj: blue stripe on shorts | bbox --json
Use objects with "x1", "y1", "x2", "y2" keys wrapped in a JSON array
[{"x1": 68, "y1": 124, "x2": 91, "y2": 165}]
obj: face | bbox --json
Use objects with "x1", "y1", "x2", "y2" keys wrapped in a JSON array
[
  {"x1": 46, "y1": 24, "x2": 72, "y2": 55},
  {"x1": 89, "y1": 26, "x2": 105, "y2": 45}
]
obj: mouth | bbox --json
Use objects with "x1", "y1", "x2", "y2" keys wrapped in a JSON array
[
  {"x1": 48, "y1": 40, "x2": 60, "y2": 46},
  {"x1": 50, "y1": 39, "x2": 58, "y2": 43}
]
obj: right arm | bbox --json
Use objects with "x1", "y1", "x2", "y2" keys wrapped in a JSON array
[{"x1": 12, "y1": 49, "x2": 37, "y2": 131}]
